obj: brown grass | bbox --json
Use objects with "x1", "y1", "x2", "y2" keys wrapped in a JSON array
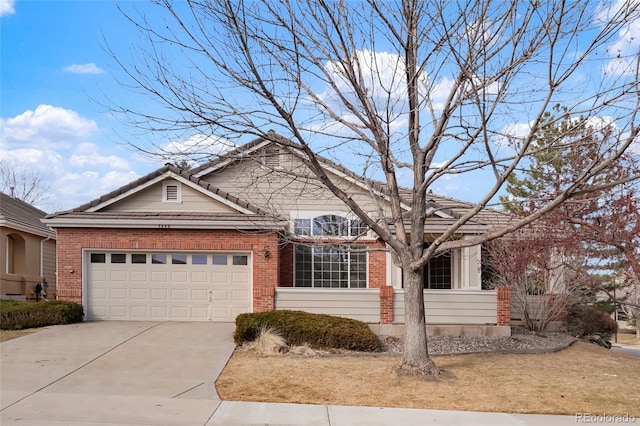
[
  {"x1": 0, "y1": 329, "x2": 38, "y2": 342},
  {"x1": 616, "y1": 333, "x2": 640, "y2": 347},
  {"x1": 216, "y1": 342, "x2": 640, "y2": 416}
]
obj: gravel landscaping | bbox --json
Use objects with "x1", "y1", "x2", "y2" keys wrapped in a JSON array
[{"x1": 380, "y1": 329, "x2": 577, "y2": 355}]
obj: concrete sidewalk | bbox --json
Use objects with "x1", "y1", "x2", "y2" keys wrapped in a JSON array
[
  {"x1": 1, "y1": 400, "x2": 580, "y2": 425},
  {"x1": 0, "y1": 322, "x2": 586, "y2": 425}
]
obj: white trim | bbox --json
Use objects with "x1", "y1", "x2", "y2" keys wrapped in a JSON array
[
  {"x1": 292, "y1": 242, "x2": 369, "y2": 289},
  {"x1": 289, "y1": 210, "x2": 373, "y2": 239},
  {"x1": 85, "y1": 171, "x2": 256, "y2": 215},
  {"x1": 42, "y1": 217, "x2": 285, "y2": 230},
  {"x1": 87, "y1": 172, "x2": 171, "y2": 212},
  {"x1": 162, "y1": 181, "x2": 182, "y2": 203}
]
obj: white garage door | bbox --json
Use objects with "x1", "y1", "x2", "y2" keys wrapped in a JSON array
[{"x1": 86, "y1": 251, "x2": 251, "y2": 321}]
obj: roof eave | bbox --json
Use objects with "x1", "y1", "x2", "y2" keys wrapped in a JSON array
[{"x1": 41, "y1": 217, "x2": 287, "y2": 231}]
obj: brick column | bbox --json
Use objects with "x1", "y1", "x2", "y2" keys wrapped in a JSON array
[
  {"x1": 496, "y1": 287, "x2": 511, "y2": 326},
  {"x1": 380, "y1": 285, "x2": 394, "y2": 324},
  {"x1": 255, "y1": 286, "x2": 275, "y2": 313}
]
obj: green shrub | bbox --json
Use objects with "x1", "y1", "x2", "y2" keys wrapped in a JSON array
[
  {"x1": 234, "y1": 310, "x2": 381, "y2": 352},
  {"x1": 0, "y1": 300, "x2": 84, "y2": 330},
  {"x1": 563, "y1": 304, "x2": 618, "y2": 340}
]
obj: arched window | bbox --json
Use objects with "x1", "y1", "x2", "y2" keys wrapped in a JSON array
[{"x1": 293, "y1": 214, "x2": 367, "y2": 237}]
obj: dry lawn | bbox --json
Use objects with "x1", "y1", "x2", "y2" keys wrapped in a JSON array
[
  {"x1": 616, "y1": 333, "x2": 640, "y2": 347},
  {"x1": 216, "y1": 342, "x2": 640, "y2": 416},
  {"x1": 0, "y1": 329, "x2": 38, "y2": 342}
]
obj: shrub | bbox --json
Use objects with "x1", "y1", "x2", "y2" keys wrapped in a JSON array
[
  {"x1": 563, "y1": 304, "x2": 618, "y2": 340},
  {"x1": 0, "y1": 300, "x2": 84, "y2": 330},
  {"x1": 234, "y1": 310, "x2": 381, "y2": 352}
]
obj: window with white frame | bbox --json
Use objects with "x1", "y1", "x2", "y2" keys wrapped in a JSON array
[
  {"x1": 162, "y1": 181, "x2": 181, "y2": 202},
  {"x1": 291, "y1": 213, "x2": 368, "y2": 288},
  {"x1": 294, "y1": 244, "x2": 367, "y2": 288},
  {"x1": 292, "y1": 213, "x2": 367, "y2": 238}
]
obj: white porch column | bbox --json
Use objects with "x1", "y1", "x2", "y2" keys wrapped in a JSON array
[{"x1": 462, "y1": 236, "x2": 482, "y2": 290}]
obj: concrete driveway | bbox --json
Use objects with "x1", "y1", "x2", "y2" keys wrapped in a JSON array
[{"x1": 1, "y1": 321, "x2": 236, "y2": 425}]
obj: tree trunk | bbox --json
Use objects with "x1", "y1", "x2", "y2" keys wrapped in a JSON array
[{"x1": 398, "y1": 267, "x2": 443, "y2": 376}]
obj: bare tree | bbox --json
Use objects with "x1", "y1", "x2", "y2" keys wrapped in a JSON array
[
  {"x1": 485, "y1": 228, "x2": 585, "y2": 333},
  {"x1": 0, "y1": 161, "x2": 51, "y2": 207},
  {"x1": 109, "y1": 0, "x2": 640, "y2": 376}
]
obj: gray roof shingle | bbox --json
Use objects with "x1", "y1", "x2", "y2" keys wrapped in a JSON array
[{"x1": 0, "y1": 192, "x2": 56, "y2": 238}]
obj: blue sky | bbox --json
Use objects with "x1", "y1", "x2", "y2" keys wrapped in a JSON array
[
  {"x1": 1, "y1": 0, "x2": 166, "y2": 212},
  {"x1": 1, "y1": 0, "x2": 638, "y2": 213},
  {"x1": 0, "y1": 0, "x2": 497, "y2": 213}
]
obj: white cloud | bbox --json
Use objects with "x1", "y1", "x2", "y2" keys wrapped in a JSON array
[
  {"x1": 0, "y1": 0, "x2": 15, "y2": 17},
  {"x1": 0, "y1": 105, "x2": 145, "y2": 212},
  {"x1": 158, "y1": 133, "x2": 235, "y2": 163},
  {"x1": 69, "y1": 142, "x2": 131, "y2": 170},
  {"x1": 494, "y1": 121, "x2": 533, "y2": 152},
  {"x1": 0, "y1": 104, "x2": 97, "y2": 149},
  {"x1": 597, "y1": 0, "x2": 640, "y2": 76},
  {"x1": 63, "y1": 63, "x2": 106, "y2": 75}
]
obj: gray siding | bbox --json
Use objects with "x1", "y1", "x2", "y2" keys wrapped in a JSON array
[
  {"x1": 393, "y1": 290, "x2": 498, "y2": 325},
  {"x1": 201, "y1": 150, "x2": 388, "y2": 216},
  {"x1": 511, "y1": 294, "x2": 551, "y2": 321},
  {"x1": 104, "y1": 179, "x2": 237, "y2": 213},
  {"x1": 275, "y1": 288, "x2": 380, "y2": 323},
  {"x1": 42, "y1": 239, "x2": 56, "y2": 298}
]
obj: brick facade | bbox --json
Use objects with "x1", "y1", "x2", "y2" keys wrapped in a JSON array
[
  {"x1": 496, "y1": 287, "x2": 512, "y2": 326},
  {"x1": 379, "y1": 285, "x2": 394, "y2": 324},
  {"x1": 56, "y1": 228, "x2": 279, "y2": 313}
]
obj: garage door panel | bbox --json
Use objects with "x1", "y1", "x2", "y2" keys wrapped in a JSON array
[
  {"x1": 151, "y1": 289, "x2": 169, "y2": 300},
  {"x1": 131, "y1": 271, "x2": 148, "y2": 281},
  {"x1": 191, "y1": 271, "x2": 208, "y2": 282},
  {"x1": 87, "y1": 251, "x2": 251, "y2": 322},
  {"x1": 231, "y1": 272, "x2": 249, "y2": 284},
  {"x1": 210, "y1": 307, "x2": 230, "y2": 320},
  {"x1": 212, "y1": 290, "x2": 229, "y2": 301},
  {"x1": 232, "y1": 289, "x2": 250, "y2": 302},
  {"x1": 130, "y1": 306, "x2": 148, "y2": 318},
  {"x1": 150, "y1": 306, "x2": 169, "y2": 319},
  {"x1": 191, "y1": 289, "x2": 208, "y2": 301},
  {"x1": 92, "y1": 288, "x2": 107, "y2": 300},
  {"x1": 171, "y1": 306, "x2": 188, "y2": 319},
  {"x1": 150, "y1": 271, "x2": 169, "y2": 282},
  {"x1": 110, "y1": 288, "x2": 127, "y2": 300},
  {"x1": 171, "y1": 289, "x2": 188, "y2": 300},
  {"x1": 110, "y1": 271, "x2": 126, "y2": 281},
  {"x1": 191, "y1": 307, "x2": 209, "y2": 320},
  {"x1": 109, "y1": 306, "x2": 127, "y2": 318},
  {"x1": 212, "y1": 272, "x2": 229, "y2": 283},
  {"x1": 171, "y1": 271, "x2": 188, "y2": 283},
  {"x1": 130, "y1": 288, "x2": 147, "y2": 300},
  {"x1": 93, "y1": 270, "x2": 107, "y2": 281}
]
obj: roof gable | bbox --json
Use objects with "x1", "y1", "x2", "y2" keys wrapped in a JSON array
[
  {"x1": 0, "y1": 192, "x2": 55, "y2": 238},
  {"x1": 55, "y1": 164, "x2": 265, "y2": 216},
  {"x1": 191, "y1": 133, "x2": 509, "y2": 225}
]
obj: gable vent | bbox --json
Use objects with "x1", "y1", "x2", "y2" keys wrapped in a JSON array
[
  {"x1": 262, "y1": 147, "x2": 283, "y2": 169},
  {"x1": 163, "y1": 182, "x2": 181, "y2": 202},
  {"x1": 166, "y1": 185, "x2": 178, "y2": 200}
]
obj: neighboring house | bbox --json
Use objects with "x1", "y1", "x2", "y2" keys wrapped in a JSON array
[
  {"x1": 43, "y1": 136, "x2": 512, "y2": 335},
  {"x1": 1, "y1": 192, "x2": 56, "y2": 301}
]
